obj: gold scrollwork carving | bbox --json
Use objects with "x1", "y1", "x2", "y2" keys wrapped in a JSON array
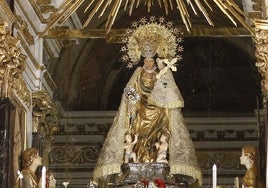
[
  {"x1": 14, "y1": 15, "x2": 34, "y2": 45},
  {"x1": 0, "y1": 0, "x2": 16, "y2": 23},
  {"x1": 32, "y1": 90, "x2": 60, "y2": 167},
  {"x1": 29, "y1": 0, "x2": 57, "y2": 23},
  {"x1": 254, "y1": 19, "x2": 268, "y2": 105},
  {"x1": 12, "y1": 53, "x2": 31, "y2": 108},
  {"x1": 36, "y1": 0, "x2": 57, "y2": 14},
  {"x1": 0, "y1": 22, "x2": 30, "y2": 106}
]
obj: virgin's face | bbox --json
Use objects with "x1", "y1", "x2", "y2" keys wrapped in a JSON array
[{"x1": 144, "y1": 57, "x2": 155, "y2": 70}]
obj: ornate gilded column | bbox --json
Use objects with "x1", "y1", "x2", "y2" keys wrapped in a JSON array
[
  {"x1": 0, "y1": 22, "x2": 29, "y2": 187},
  {"x1": 32, "y1": 91, "x2": 59, "y2": 167},
  {"x1": 255, "y1": 20, "x2": 268, "y2": 100},
  {"x1": 254, "y1": 19, "x2": 268, "y2": 187},
  {"x1": 0, "y1": 22, "x2": 26, "y2": 99}
]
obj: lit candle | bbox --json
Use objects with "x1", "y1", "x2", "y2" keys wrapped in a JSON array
[
  {"x1": 62, "y1": 182, "x2": 69, "y2": 188},
  {"x1": 212, "y1": 164, "x2": 217, "y2": 188},
  {"x1": 17, "y1": 170, "x2": 23, "y2": 188},
  {"x1": 41, "y1": 166, "x2": 46, "y2": 188}
]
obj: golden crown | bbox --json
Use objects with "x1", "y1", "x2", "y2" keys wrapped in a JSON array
[
  {"x1": 134, "y1": 32, "x2": 160, "y2": 58},
  {"x1": 121, "y1": 17, "x2": 184, "y2": 68}
]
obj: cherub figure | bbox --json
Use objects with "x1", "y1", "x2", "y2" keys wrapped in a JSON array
[
  {"x1": 124, "y1": 133, "x2": 139, "y2": 163},
  {"x1": 148, "y1": 57, "x2": 184, "y2": 109},
  {"x1": 155, "y1": 134, "x2": 169, "y2": 163}
]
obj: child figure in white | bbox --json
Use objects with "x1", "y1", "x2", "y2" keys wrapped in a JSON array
[
  {"x1": 148, "y1": 58, "x2": 184, "y2": 108},
  {"x1": 155, "y1": 134, "x2": 169, "y2": 163},
  {"x1": 124, "y1": 133, "x2": 139, "y2": 163}
]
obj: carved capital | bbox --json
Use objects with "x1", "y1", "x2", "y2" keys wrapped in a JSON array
[
  {"x1": 32, "y1": 90, "x2": 60, "y2": 166},
  {"x1": 32, "y1": 90, "x2": 59, "y2": 133}
]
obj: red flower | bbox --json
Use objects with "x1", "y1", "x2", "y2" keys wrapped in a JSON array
[
  {"x1": 141, "y1": 179, "x2": 149, "y2": 186},
  {"x1": 154, "y1": 178, "x2": 166, "y2": 188}
]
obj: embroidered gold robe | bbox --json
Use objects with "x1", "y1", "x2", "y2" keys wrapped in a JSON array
[{"x1": 93, "y1": 67, "x2": 202, "y2": 185}]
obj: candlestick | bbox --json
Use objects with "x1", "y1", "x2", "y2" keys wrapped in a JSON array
[
  {"x1": 41, "y1": 166, "x2": 46, "y2": 188},
  {"x1": 212, "y1": 164, "x2": 217, "y2": 188}
]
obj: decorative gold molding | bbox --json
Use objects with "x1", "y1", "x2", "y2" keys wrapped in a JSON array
[
  {"x1": 32, "y1": 90, "x2": 60, "y2": 167},
  {"x1": 15, "y1": 0, "x2": 38, "y2": 34},
  {"x1": 44, "y1": 27, "x2": 253, "y2": 42},
  {"x1": 12, "y1": 53, "x2": 31, "y2": 108},
  {"x1": 16, "y1": 32, "x2": 43, "y2": 71},
  {"x1": 254, "y1": 19, "x2": 268, "y2": 105},
  {"x1": 13, "y1": 15, "x2": 34, "y2": 45},
  {"x1": 246, "y1": 0, "x2": 263, "y2": 20},
  {"x1": 28, "y1": 0, "x2": 57, "y2": 23},
  {"x1": 0, "y1": 0, "x2": 16, "y2": 23},
  {"x1": 0, "y1": 22, "x2": 30, "y2": 107}
]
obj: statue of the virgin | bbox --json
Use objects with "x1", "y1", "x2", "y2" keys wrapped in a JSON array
[{"x1": 93, "y1": 17, "x2": 202, "y2": 187}]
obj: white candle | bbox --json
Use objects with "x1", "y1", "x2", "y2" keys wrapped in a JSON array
[
  {"x1": 41, "y1": 166, "x2": 46, "y2": 188},
  {"x1": 17, "y1": 170, "x2": 23, "y2": 188},
  {"x1": 62, "y1": 182, "x2": 69, "y2": 188},
  {"x1": 234, "y1": 177, "x2": 239, "y2": 188},
  {"x1": 212, "y1": 164, "x2": 217, "y2": 188}
]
